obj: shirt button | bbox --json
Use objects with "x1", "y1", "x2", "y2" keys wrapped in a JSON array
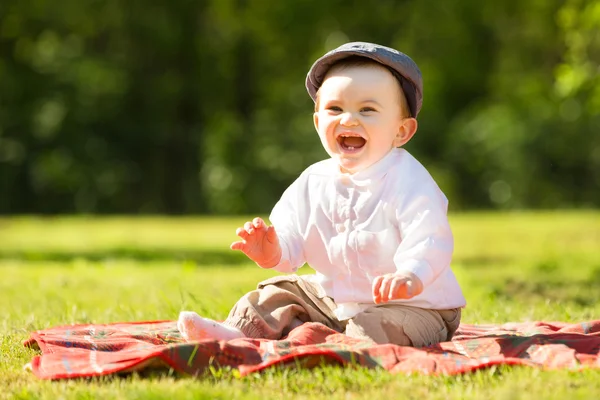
[{"x1": 336, "y1": 224, "x2": 346, "y2": 233}]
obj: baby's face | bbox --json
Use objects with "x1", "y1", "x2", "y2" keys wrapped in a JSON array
[{"x1": 313, "y1": 65, "x2": 411, "y2": 174}]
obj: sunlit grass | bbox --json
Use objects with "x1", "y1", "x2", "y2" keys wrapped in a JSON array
[{"x1": 1, "y1": 212, "x2": 599, "y2": 399}]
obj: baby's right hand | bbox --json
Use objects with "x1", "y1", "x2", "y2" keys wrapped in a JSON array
[{"x1": 230, "y1": 217, "x2": 282, "y2": 269}]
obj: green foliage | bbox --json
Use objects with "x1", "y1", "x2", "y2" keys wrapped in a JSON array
[
  {"x1": 0, "y1": 0, "x2": 598, "y2": 213},
  {"x1": 1, "y1": 213, "x2": 599, "y2": 398}
]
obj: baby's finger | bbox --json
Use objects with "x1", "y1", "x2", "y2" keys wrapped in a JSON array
[
  {"x1": 266, "y1": 225, "x2": 279, "y2": 244},
  {"x1": 372, "y1": 276, "x2": 384, "y2": 303},
  {"x1": 388, "y1": 277, "x2": 408, "y2": 300},
  {"x1": 405, "y1": 280, "x2": 416, "y2": 298},
  {"x1": 244, "y1": 221, "x2": 254, "y2": 234},
  {"x1": 253, "y1": 217, "x2": 264, "y2": 229},
  {"x1": 378, "y1": 276, "x2": 394, "y2": 304},
  {"x1": 253, "y1": 219, "x2": 268, "y2": 236},
  {"x1": 236, "y1": 227, "x2": 249, "y2": 240},
  {"x1": 230, "y1": 240, "x2": 246, "y2": 251}
]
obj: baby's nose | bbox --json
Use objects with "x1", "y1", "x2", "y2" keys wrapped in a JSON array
[{"x1": 340, "y1": 112, "x2": 359, "y2": 126}]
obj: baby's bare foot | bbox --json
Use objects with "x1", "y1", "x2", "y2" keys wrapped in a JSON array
[{"x1": 177, "y1": 311, "x2": 245, "y2": 341}]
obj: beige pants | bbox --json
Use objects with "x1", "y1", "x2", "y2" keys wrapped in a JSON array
[{"x1": 223, "y1": 275, "x2": 461, "y2": 347}]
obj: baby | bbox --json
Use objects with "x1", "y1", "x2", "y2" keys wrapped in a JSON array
[{"x1": 178, "y1": 42, "x2": 466, "y2": 347}]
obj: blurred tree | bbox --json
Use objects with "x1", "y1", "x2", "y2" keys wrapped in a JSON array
[{"x1": 0, "y1": 0, "x2": 598, "y2": 214}]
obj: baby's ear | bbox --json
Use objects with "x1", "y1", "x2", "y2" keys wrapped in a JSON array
[
  {"x1": 394, "y1": 118, "x2": 418, "y2": 147},
  {"x1": 313, "y1": 112, "x2": 319, "y2": 132}
]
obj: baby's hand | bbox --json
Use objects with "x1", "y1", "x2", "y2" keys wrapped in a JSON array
[
  {"x1": 230, "y1": 217, "x2": 282, "y2": 269},
  {"x1": 372, "y1": 272, "x2": 423, "y2": 304}
]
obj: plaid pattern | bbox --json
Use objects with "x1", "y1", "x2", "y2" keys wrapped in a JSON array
[{"x1": 23, "y1": 319, "x2": 600, "y2": 380}]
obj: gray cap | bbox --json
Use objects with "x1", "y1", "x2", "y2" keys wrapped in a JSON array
[{"x1": 306, "y1": 42, "x2": 423, "y2": 117}]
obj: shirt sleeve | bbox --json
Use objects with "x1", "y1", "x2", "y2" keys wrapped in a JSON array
[
  {"x1": 392, "y1": 182, "x2": 454, "y2": 288},
  {"x1": 268, "y1": 175, "x2": 306, "y2": 273}
]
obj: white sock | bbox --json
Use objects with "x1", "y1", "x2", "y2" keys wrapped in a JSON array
[{"x1": 177, "y1": 311, "x2": 245, "y2": 341}]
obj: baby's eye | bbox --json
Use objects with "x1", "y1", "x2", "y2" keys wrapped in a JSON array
[
  {"x1": 327, "y1": 106, "x2": 343, "y2": 112},
  {"x1": 360, "y1": 107, "x2": 376, "y2": 113}
]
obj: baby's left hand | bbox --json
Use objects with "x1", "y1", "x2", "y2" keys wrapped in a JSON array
[{"x1": 372, "y1": 272, "x2": 423, "y2": 304}]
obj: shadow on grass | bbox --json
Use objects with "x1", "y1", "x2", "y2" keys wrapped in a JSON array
[
  {"x1": 491, "y1": 278, "x2": 600, "y2": 307},
  {"x1": 488, "y1": 261, "x2": 600, "y2": 306},
  {"x1": 0, "y1": 248, "x2": 250, "y2": 266}
]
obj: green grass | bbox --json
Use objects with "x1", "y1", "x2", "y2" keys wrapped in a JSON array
[{"x1": 1, "y1": 212, "x2": 599, "y2": 399}]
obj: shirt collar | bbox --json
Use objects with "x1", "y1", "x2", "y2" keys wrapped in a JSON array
[{"x1": 334, "y1": 148, "x2": 400, "y2": 186}]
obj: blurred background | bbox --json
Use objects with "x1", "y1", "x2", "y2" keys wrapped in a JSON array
[{"x1": 0, "y1": 0, "x2": 598, "y2": 215}]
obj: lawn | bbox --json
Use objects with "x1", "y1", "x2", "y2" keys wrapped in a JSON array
[{"x1": 1, "y1": 212, "x2": 599, "y2": 399}]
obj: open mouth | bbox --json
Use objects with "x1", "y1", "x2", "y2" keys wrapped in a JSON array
[{"x1": 337, "y1": 135, "x2": 367, "y2": 152}]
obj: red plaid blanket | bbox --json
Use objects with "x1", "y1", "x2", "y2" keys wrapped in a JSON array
[{"x1": 24, "y1": 320, "x2": 600, "y2": 379}]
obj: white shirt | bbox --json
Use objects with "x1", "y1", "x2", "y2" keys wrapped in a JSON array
[{"x1": 269, "y1": 148, "x2": 466, "y2": 320}]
